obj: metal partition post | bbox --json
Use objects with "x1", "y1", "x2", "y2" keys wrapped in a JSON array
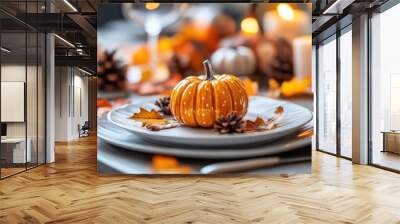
[
  {"x1": 352, "y1": 14, "x2": 369, "y2": 164},
  {"x1": 45, "y1": 0, "x2": 56, "y2": 164}
]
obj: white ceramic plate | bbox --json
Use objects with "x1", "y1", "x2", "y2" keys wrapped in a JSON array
[
  {"x1": 108, "y1": 96, "x2": 312, "y2": 147},
  {"x1": 98, "y1": 117, "x2": 311, "y2": 159}
]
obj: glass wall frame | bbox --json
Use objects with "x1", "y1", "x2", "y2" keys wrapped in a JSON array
[
  {"x1": 339, "y1": 25, "x2": 352, "y2": 159},
  {"x1": 0, "y1": 0, "x2": 47, "y2": 180},
  {"x1": 368, "y1": 0, "x2": 400, "y2": 173},
  {"x1": 314, "y1": 0, "x2": 400, "y2": 173},
  {"x1": 316, "y1": 34, "x2": 338, "y2": 156},
  {"x1": 314, "y1": 24, "x2": 353, "y2": 160}
]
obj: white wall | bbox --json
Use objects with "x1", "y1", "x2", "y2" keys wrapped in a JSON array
[
  {"x1": 54, "y1": 66, "x2": 70, "y2": 141},
  {"x1": 1, "y1": 65, "x2": 39, "y2": 138},
  {"x1": 1, "y1": 65, "x2": 25, "y2": 139},
  {"x1": 1, "y1": 64, "x2": 46, "y2": 164},
  {"x1": 54, "y1": 67, "x2": 89, "y2": 141}
]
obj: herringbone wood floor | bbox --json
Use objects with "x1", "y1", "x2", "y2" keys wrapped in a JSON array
[{"x1": 1, "y1": 135, "x2": 400, "y2": 224}]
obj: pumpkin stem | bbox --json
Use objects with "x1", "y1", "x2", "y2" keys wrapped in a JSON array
[{"x1": 203, "y1": 60, "x2": 215, "y2": 80}]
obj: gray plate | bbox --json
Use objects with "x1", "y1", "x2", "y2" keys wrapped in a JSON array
[
  {"x1": 108, "y1": 96, "x2": 313, "y2": 147},
  {"x1": 98, "y1": 117, "x2": 311, "y2": 159}
]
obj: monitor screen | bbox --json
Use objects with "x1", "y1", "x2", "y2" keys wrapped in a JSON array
[{"x1": 1, "y1": 123, "x2": 7, "y2": 137}]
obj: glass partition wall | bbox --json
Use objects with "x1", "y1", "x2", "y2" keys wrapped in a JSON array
[
  {"x1": 317, "y1": 35, "x2": 337, "y2": 155},
  {"x1": 370, "y1": 3, "x2": 400, "y2": 171},
  {"x1": 315, "y1": 26, "x2": 352, "y2": 159},
  {"x1": 314, "y1": 0, "x2": 400, "y2": 172},
  {"x1": 339, "y1": 27, "x2": 352, "y2": 159},
  {"x1": 0, "y1": 2, "x2": 46, "y2": 179}
]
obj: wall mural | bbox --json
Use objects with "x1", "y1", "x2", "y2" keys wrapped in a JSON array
[{"x1": 96, "y1": 3, "x2": 313, "y2": 175}]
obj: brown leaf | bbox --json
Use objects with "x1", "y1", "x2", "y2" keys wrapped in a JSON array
[
  {"x1": 129, "y1": 107, "x2": 170, "y2": 129},
  {"x1": 144, "y1": 122, "x2": 180, "y2": 131},
  {"x1": 243, "y1": 120, "x2": 257, "y2": 132},
  {"x1": 265, "y1": 106, "x2": 284, "y2": 129},
  {"x1": 242, "y1": 106, "x2": 284, "y2": 132},
  {"x1": 243, "y1": 118, "x2": 266, "y2": 132},
  {"x1": 129, "y1": 107, "x2": 163, "y2": 119},
  {"x1": 141, "y1": 119, "x2": 169, "y2": 127},
  {"x1": 275, "y1": 106, "x2": 284, "y2": 114},
  {"x1": 254, "y1": 116, "x2": 265, "y2": 126}
]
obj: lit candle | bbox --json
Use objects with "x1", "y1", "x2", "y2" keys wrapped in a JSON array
[
  {"x1": 241, "y1": 17, "x2": 259, "y2": 36},
  {"x1": 263, "y1": 4, "x2": 310, "y2": 41},
  {"x1": 293, "y1": 35, "x2": 312, "y2": 80},
  {"x1": 145, "y1": 3, "x2": 160, "y2": 11}
]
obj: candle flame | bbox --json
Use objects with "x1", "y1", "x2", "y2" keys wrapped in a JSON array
[
  {"x1": 277, "y1": 3, "x2": 294, "y2": 21},
  {"x1": 145, "y1": 3, "x2": 160, "y2": 11},
  {"x1": 241, "y1": 17, "x2": 259, "y2": 35}
]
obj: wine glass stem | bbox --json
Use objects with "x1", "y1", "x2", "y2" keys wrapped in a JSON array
[{"x1": 149, "y1": 34, "x2": 159, "y2": 69}]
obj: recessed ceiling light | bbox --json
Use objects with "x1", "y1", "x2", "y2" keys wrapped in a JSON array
[
  {"x1": 78, "y1": 67, "x2": 93, "y2": 76},
  {"x1": 54, "y1": 34, "x2": 75, "y2": 48},
  {"x1": 63, "y1": 0, "x2": 78, "y2": 12},
  {"x1": 323, "y1": 0, "x2": 354, "y2": 15},
  {"x1": 1, "y1": 47, "x2": 11, "y2": 53}
]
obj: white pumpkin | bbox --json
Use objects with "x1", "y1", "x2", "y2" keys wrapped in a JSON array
[{"x1": 211, "y1": 46, "x2": 256, "y2": 76}]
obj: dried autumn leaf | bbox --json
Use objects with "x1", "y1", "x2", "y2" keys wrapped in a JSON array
[
  {"x1": 128, "y1": 107, "x2": 181, "y2": 131},
  {"x1": 243, "y1": 121, "x2": 257, "y2": 132},
  {"x1": 129, "y1": 107, "x2": 169, "y2": 127},
  {"x1": 243, "y1": 119, "x2": 264, "y2": 132},
  {"x1": 254, "y1": 116, "x2": 265, "y2": 126},
  {"x1": 129, "y1": 107, "x2": 163, "y2": 119},
  {"x1": 275, "y1": 106, "x2": 284, "y2": 114},
  {"x1": 265, "y1": 106, "x2": 284, "y2": 130},
  {"x1": 141, "y1": 119, "x2": 169, "y2": 127},
  {"x1": 143, "y1": 122, "x2": 180, "y2": 131},
  {"x1": 243, "y1": 106, "x2": 284, "y2": 132}
]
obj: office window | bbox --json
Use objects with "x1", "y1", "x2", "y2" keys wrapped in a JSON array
[
  {"x1": 317, "y1": 37, "x2": 337, "y2": 154},
  {"x1": 0, "y1": 14, "x2": 28, "y2": 178},
  {"x1": 339, "y1": 28, "x2": 352, "y2": 158},
  {"x1": 0, "y1": 1, "x2": 46, "y2": 179},
  {"x1": 371, "y1": 3, "x2": 400, "y2": 171}
]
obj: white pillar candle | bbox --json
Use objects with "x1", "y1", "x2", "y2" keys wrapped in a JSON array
[
  {"x1": 293, "y1": 35, "x2": 312, "y2": 80},
  {"x1": 263, "y1": 6, "x2": 310, "y2": 41}
]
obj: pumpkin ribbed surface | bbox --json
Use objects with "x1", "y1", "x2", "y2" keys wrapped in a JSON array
[{"x1": 170, "y1": 74, "x2": 248, "y2": 128}]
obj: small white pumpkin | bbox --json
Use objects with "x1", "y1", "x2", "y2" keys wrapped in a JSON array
[{"x1": 211, "y1": 46, "x2": 256, "y2": 76}]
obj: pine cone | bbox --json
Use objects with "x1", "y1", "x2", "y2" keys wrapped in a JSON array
[
  {"x1": 167, "y1": 54, "x2": 192, "y2": 76},
  {"x1": 269, "y1": 38, "x2": 294, "y2": 84},
  {"x1": 97, "y1": 50, "x2": 127, "y2": 91},
  {"x1": 214, "y1": 112, "x2": 245, "y2": 134},
  {"x1": 155, "y1": 96, "x2": 171, "y2": 115}
]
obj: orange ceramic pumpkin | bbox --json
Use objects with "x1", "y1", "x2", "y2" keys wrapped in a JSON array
[{"x1": 170, "y1": 60, "x2": 249, "y2": 128}]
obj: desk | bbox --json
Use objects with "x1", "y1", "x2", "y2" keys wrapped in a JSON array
[
  {"x1": 1, "y1": 138, "x2": 31, "y2": 163},
  {"x1": 382, "y1": 131, "x2": 400, "y2": 154}
]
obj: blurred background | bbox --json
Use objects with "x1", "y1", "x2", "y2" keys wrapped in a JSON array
[{"x1": 97, "y1": 3, "x2": 312, "y2": 109}]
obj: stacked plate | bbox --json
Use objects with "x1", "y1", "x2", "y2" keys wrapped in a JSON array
[{"x1": 99, "y1": 96, "x2": 313, "y2": 160}]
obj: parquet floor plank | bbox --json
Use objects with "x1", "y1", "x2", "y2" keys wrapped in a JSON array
[{"x1": 0, "y1": 136, "x2": 400, "y2": 223}]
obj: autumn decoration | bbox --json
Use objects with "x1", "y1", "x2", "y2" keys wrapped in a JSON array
[
  {"x1": 152, "y1": 155, "x2": 192, "y2": 174},
  {"x1": 214, "y1": 112, "x2": 245, "y2": 134},
  {"x1": 155, "y1": 96, "x2": 172, "y2": 115},
  {"x1": 211, "y1": 45, "x2": 256, "y2": 76},
  {"x1": 97, "y1": 50, "x2": 127, "y2": 91},
  {"x1": 128, "y1": 107, "x2": 179, "y2": 131},
  {"x1": 214, "y1": 106, "x2": 284, "y2": 134},
  {"x1": 170, "y1": 60, "x2": 249, "y2": 128},
  {"x1": 128, "y1": 93, "x2": 284, "y2": 134}
]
